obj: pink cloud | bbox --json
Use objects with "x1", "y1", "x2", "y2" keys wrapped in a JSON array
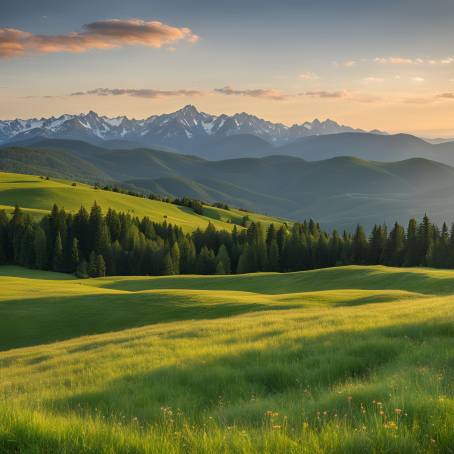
[
  {"x1": 71, "y1": 88, "x2": 204, "y2": 98},
  {"x1": 214, "y1": 86, "x2": 287, "y2": 100},
  {"x1": 0, "y1": 19, "x2": 198, "y2": 58}
]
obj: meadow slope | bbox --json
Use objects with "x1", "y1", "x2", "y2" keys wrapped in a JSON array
[
  {"x1": 0, "y1": 171, "x2": 288, "y2": 232},
  {"x1": 0, "y1": 265, "x2": 452, "y2": 453}
]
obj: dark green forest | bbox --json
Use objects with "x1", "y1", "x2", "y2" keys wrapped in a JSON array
[{"x1": 0, "y1": 203, "x2": 451, "y2": 277}]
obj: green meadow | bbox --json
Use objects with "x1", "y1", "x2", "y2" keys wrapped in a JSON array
[
  {"x1": 0, "y1": 265, "x2": 452, "y2": 453},
  {"x1": 0, "y1": 171, "x2": 287, "y2": 232}
]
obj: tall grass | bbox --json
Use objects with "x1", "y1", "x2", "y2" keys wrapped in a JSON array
[{"x1": 0, "y1": 265, "x2": 452, "y2": 453}]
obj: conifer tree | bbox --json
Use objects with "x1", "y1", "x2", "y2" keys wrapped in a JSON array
[
  {"x1": 170, "y1": 242, "x2": 181, "y2": 274},
  {"x1": 215, "y1": 260, "x2": 226, "y2": 275},
  {"x1": 384, "y1": 222, "x2": 405, "y2": 266},
  {"x1": 76, "y1": 259, "x2": 88, "y2": 278},
  {"x1": 70, "y1": 238, "x2": 80, "y2": 272},
  {"x1": 88, "y1": 251, "x2": 97, "y2": 277},
  {"x1": 267, "y1": 240, "x2": 280, "y2": 271},
  {"x1": 405, "y1": 218, "x2": 418, "y2": 266},
  {"x1": 96, "y1": 254, "x2": 106, "y2": 277},
  {"x1": 52, "y1": 233, "x2": 63, "y2": 272},
  {"x1": 33, "y1": 226, "x2": 47, "y2": 269},
  {"x1": 161, "y1": 250, "x2": 174, "y2": 275},
  {"x1": 352, "y1": 225, "x2": 367, "y2": 264},
  {"x1": 216, "y1": 244, "x2": 231, "y2": 274}
]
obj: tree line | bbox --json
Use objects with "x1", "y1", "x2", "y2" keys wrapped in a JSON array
[{"x1": 0, "y1": 203, "x2": 452, "y2": 277}]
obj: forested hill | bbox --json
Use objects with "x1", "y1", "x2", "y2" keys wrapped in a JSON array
[{"x1": 3, "y1": 140, "x2": 454, "y2": 229}]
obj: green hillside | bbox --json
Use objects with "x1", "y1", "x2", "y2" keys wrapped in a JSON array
[
  {"x1": 5, "y1": 139, "x2": 454, "y2": 229},
  {"x1": 0, "y1": 171, "x2": 288, "y2": 231},
  {"x1": 0, "y1": 265, "x2": 452, "y2": 452}
]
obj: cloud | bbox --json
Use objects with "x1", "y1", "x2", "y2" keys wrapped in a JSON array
[
  {"x1": 304, "y1": 90, "x2": 349, "y2": 99},
  {"x1": 333, "y1": 60, "x2": 357, "y2": 68},
  {"x1": 375, "y1": 57, "x2": 419, "y2": 65},
  {"x1": 362, "y1": 76, "x2": 384, "y2": 84},
  {"x1": 375, "y1": 56, "x2": 454, "y2": 65},
  {"x1": 214, "y1": 86, "x2": 287, "y2": 100},
  {"x1": 70, "y1": 88, "x2": 204, "y2": 98},
  {"x1": 299, "y1": 71, "x2": 319, "y2": 80},
  {"x1": 410, "y1": 77, "x2": 425, "y2": 83},
  {"x1": 0, "y1": 29, "x2": 30, "y2": 57},
  {"x1": 436, "y1": 92, "x2": 454, "y2": 99},
  {"x1": 0, "y1": 19, "x2": 198, "y2": 58},
  {"x1": 303, "y1": 90, "x2": 381, "y2": 103}
]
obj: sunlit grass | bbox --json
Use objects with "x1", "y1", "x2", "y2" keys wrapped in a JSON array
[
  {"x1": 0, "y1": 171, "x2": 287, "y2": 231},
  {"x1": 0, "y1": 265, "x2": 452, "y2": 452}
]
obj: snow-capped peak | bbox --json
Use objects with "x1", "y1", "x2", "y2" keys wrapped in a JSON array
[{"x1": 0, "y1": 105, "x2": 385, "y2": 147}]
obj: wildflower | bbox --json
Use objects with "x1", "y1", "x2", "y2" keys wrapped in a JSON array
[
  {"x1": 272, "y1": 425, "x2": 281, "y2": 429},
  {"x1": 347, "y1": 395, "x2": 353, "y2": 401},
  {"x1": 394, "y1": 408, "x2": 402, "y2": 415},
  {"x1": 384, "y1": 421, "x2": 397, "y2": 430},
  {"x1": 303, "y1": 421, "x2": 309, "y2": 429}
]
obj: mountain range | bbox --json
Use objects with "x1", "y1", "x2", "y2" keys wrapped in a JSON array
[
  {"x1": 0, "y1": 105, "x2": 385, "y2": 152},
  {"x1": 3, "y1": 138, "x2": 454, "y2": 230}
]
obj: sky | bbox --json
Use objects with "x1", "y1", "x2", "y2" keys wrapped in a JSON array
[{"x1": 1, "y1": 0, "x2": 454, "y2": 137}]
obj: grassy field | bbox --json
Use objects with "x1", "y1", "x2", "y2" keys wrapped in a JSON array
[
  {"x1": 0, "y1": 265, "x2": 452, "y2": 453},
  {"x1": 0, "y1": 171, "x2": 288, "y2": 232}
]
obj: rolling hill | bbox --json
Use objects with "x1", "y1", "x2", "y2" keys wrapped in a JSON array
[
  {"x1": 4, "y1": 140, "x2": 454, "y2": 229},
  {"x1": 0, "y1": 171, "x2": 288, "y2": 232},
  {"x1": 277, "y1": 132, "x2": 454, "y2": 165},
  {"x1": 0, "y1": 265, "x2": 452, "y2": 452}
]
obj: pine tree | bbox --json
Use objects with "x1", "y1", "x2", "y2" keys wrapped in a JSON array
[
  {"x1": 196, "y1": 246, "x2": 216, "y2": 274},
  {"x1": 215, "y1": 260, "x2": 226, "y2": 275},
  {"x1": 417, "y1": 214, "x2": 433, "y2": 266},
  {"x1": 0, "y1": 210, "x2": 8, "y2": 264},
  {"x1": 88, "y1": 251, "x2": 97, "y2": 277},
  {"x1": 267, "y1": 240, "x2": 280, "y2": 271},
  {"x1": 216, "y1": 244, "x2": 231, "y2": 274},
  {"x1": 404, "y1": 218, "x2": 418, "y2": 266},
  {"x1": 70, "y1": 238, "x2": 80, "y2": 272},
  {"x1": 161, "y1": 251, "x2": 174, "y2": 275},
  {"x1": 368, "y1": 224, "x2": 387, "y2": 265},
  {"x1": 52, "y1": 233, "x2": 63, "y2": 272},
  {"x1": 352, "y1": 225, "x2": 367, "y2": 264},
  {"x1": 96, "y1": 254, "x2": 106, "y2": 277},
  {"x1": 33, "y1": 226, "x2": 47, "y2": 269},
  {"x1": 170, "y1": 242, "x2": 181, "y2": 274},
  {"x1": 89, "y1": 203, "x2": 110, "y2": 254},
  {"x1": 180, "y1": 237, "x2": 196, "y2": 273},
  {"x1": 76, "y1": 260, "x2": 88, "y2": 278},
  {"x1": 236, "y1": 244, "x2": 255, "y2": 274},
  {"x1": 384, "y1": 222, "x2": 405, "y2": 266}
]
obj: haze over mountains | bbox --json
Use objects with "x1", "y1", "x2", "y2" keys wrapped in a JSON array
[
  {"x1": 3, "y1": 138, "x2": 454, "y2": 230},
  {"x1": 3, "y1": 104, "x2": 454, "y2": 229},
  {"x1": 3, "y1": 105, "x2": 454, "y2": 165}
]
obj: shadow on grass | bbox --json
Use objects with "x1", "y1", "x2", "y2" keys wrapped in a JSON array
[
  {"x1": 45, "y1": 319, "x2": 453, "y2": 427},
  {"x1": 0, "y1": 285, "x2": 421, "y2": 352},
  {"x1": 0, "y1": 292, "x2": 300, "y2": 352},
  {"x1": 96, "y1": 266, "x2": 454, "y2": 295},
  {"x1": 0, "y1": 266, "x2": 74, "y2": 280}
]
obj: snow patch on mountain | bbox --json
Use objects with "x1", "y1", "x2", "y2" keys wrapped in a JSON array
[{"x1": 0, "y1": 105, "x2": 386, "y2": 148}]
